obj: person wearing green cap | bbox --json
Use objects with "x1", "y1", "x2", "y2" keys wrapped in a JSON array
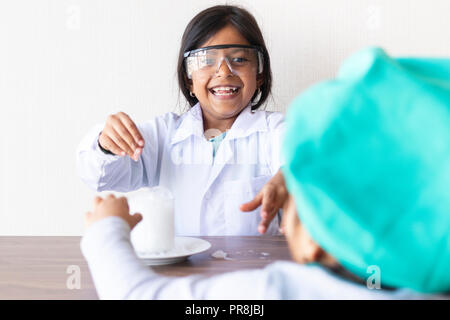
[
  {"x1": 282, "y1": 46, "x2": 450, "y2": 294},
  {"x1": 80, "y1": 47, "x2": 449, "y2": 299}
]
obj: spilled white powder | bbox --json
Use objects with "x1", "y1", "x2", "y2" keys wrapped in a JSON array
[
  {"x1": 261, "y1": 252, "x2": 270, "y2": 256},
  {"x1": 211, "y1": 250, "x2": 233, "y2": 260}
]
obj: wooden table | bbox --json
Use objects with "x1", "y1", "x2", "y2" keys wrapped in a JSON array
[{"x1": 0, "y1": 236, "x2": 291, "y2": 299}]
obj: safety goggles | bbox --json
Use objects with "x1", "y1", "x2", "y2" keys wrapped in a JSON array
[{"x1": 184, "y1": 44, "x2": 264, "y2": 80}]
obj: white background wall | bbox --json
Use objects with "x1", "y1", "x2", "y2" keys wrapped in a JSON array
[{"x1": 1, "y1": 0, "x2": 449, "y2": 235}]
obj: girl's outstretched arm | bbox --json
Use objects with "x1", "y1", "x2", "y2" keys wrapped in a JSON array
[{"x1": 76, "y1": 115, "x2": 169, "y2": 192}]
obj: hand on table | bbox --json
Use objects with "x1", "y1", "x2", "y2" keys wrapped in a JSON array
[
  {"x1": 98, "y1": 112, "x2": 145, "y2": 161},
  {"x1": 84, "y1": 195, "x2": 142, "y2": 230},
  {"x1": 240, "y1": 169, "x2": 289, "y2": 234}
]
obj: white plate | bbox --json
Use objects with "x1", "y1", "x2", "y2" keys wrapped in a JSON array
[{"x1": 136, "y1": 237, "x2": 211, "y2": 266}]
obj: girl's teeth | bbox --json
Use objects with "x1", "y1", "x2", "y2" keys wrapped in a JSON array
[
  {"x1": 215, "y1": 91, "x2": 236, "y2": 96},
  {"x1": 212, "y1": 87, "x2": 239, "y2": 95}
]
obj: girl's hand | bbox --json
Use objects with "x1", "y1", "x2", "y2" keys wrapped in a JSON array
[
  {"x1": 98, "y1": 112, "x2": 145, "y2": 161},
  {"x1": 84, "y1": 194, "x2": 142, "y2": 230},
  {"x1": 240, "y1": 169, "x2": 289, "y2": 234}
]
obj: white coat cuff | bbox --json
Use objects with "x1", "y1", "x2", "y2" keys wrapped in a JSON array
[{"x1": 80, "y1": 216, "x2": 131, "y2": 259}]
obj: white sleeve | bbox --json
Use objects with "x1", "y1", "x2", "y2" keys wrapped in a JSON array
[
  {"x1": 80, "y1": 218, "x2": 422, "y2": 300},
  {"x1": 80, "y1": 217, "x2": 278, "y2": 300},
  {"x1": 76, "y1": 117, "x2": 167, "y2": 192},
  {"x1": 266, "y1": 112, "x2": 285, "y2": 174}
]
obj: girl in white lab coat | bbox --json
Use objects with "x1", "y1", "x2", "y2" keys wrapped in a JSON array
[{"x1": 76, "y1": 5, "x2": 288, "y2": 236}]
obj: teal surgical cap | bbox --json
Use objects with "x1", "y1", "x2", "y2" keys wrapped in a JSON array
[{"x1": 282, "y1": 47, "x2": 450, "y2": 293}]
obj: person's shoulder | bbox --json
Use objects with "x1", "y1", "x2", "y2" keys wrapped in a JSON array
[
  {"x1": 262, "y1": 261, "x2": 355, "y2": 299},
  {"x1": 263, "y1": 260, "x2": 310, "y2": 275},
  {"x1": 263, "y1": 261, "x2": 349, "y2": 290},
  {"x1": 261, "y1": 261, "x2": 309, "y2": 286},
  {"x1": 138, "y1": 110, "x2": 185, "y2": 132},
  {"x1": 257, "y1": 261, "x2": 312, "y2": 299},
  {"x1": 153, "y1": 110, "x2": 184, "y2": 125},
  {"x1": 253, "y1": 109, "x2": 285, "y2": 130}
]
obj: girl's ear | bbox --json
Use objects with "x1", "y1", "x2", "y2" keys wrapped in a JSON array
[
  {"x1": 256, "y1": 73, "x2": 264, "y2": 88},
  {"x1": 187, "y1": 78, "x2": 193, "y2": 93}
]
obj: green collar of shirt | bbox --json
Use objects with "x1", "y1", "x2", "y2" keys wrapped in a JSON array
[{"x1": 209, "y1": 131, "x2": 227, "y2": 158}]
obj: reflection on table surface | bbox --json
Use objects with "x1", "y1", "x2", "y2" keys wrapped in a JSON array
[{"x1": 0, "y1": 236, "x2": 291, "y2": 300}]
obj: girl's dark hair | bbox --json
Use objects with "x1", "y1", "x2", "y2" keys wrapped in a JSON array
[{"x1": 177, "y1": 5, "x2": 272, "y2": 111}]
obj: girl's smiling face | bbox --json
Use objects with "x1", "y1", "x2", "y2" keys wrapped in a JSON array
[{"x1": 189, "y1": 24, "x2": 263, "y2": 125}]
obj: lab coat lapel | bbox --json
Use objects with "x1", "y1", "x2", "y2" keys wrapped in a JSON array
[
  {"x1": 170, "y1": 103, "x2": 205, "y2": 145},
  {"x1": 224, "y1": 105, "x2": 268, "y2": 140}
]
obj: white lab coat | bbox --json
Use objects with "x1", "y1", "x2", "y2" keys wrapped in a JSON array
[{"x1": 76, "y1": 102, "x2": 285, "y2": 236}]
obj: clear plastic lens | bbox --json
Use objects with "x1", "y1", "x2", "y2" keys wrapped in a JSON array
[{"x1": 185, "y1": 47, "x2": 263, "y2": 79}]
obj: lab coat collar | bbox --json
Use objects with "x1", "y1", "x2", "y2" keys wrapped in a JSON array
[
  {"x1": 225, "y1": 103, "x2": 268, "y2": 140},
  {"x1": 170, "y1": 102, "x2": 268, "y2": 145}
]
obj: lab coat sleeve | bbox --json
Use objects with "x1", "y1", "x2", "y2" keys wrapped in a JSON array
[
  {"x1": 80, "y1": 217, "x2": 279, "y2": 300},
  {"x1": 266, "y1": 112, "x2": 286, "y2": 174},
  {"x1": 76, "y1": 116, "x2": 168, "y2": 192},
  {"x1": 80, "y1": 218, "x2": 426, "y2": 300}
]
